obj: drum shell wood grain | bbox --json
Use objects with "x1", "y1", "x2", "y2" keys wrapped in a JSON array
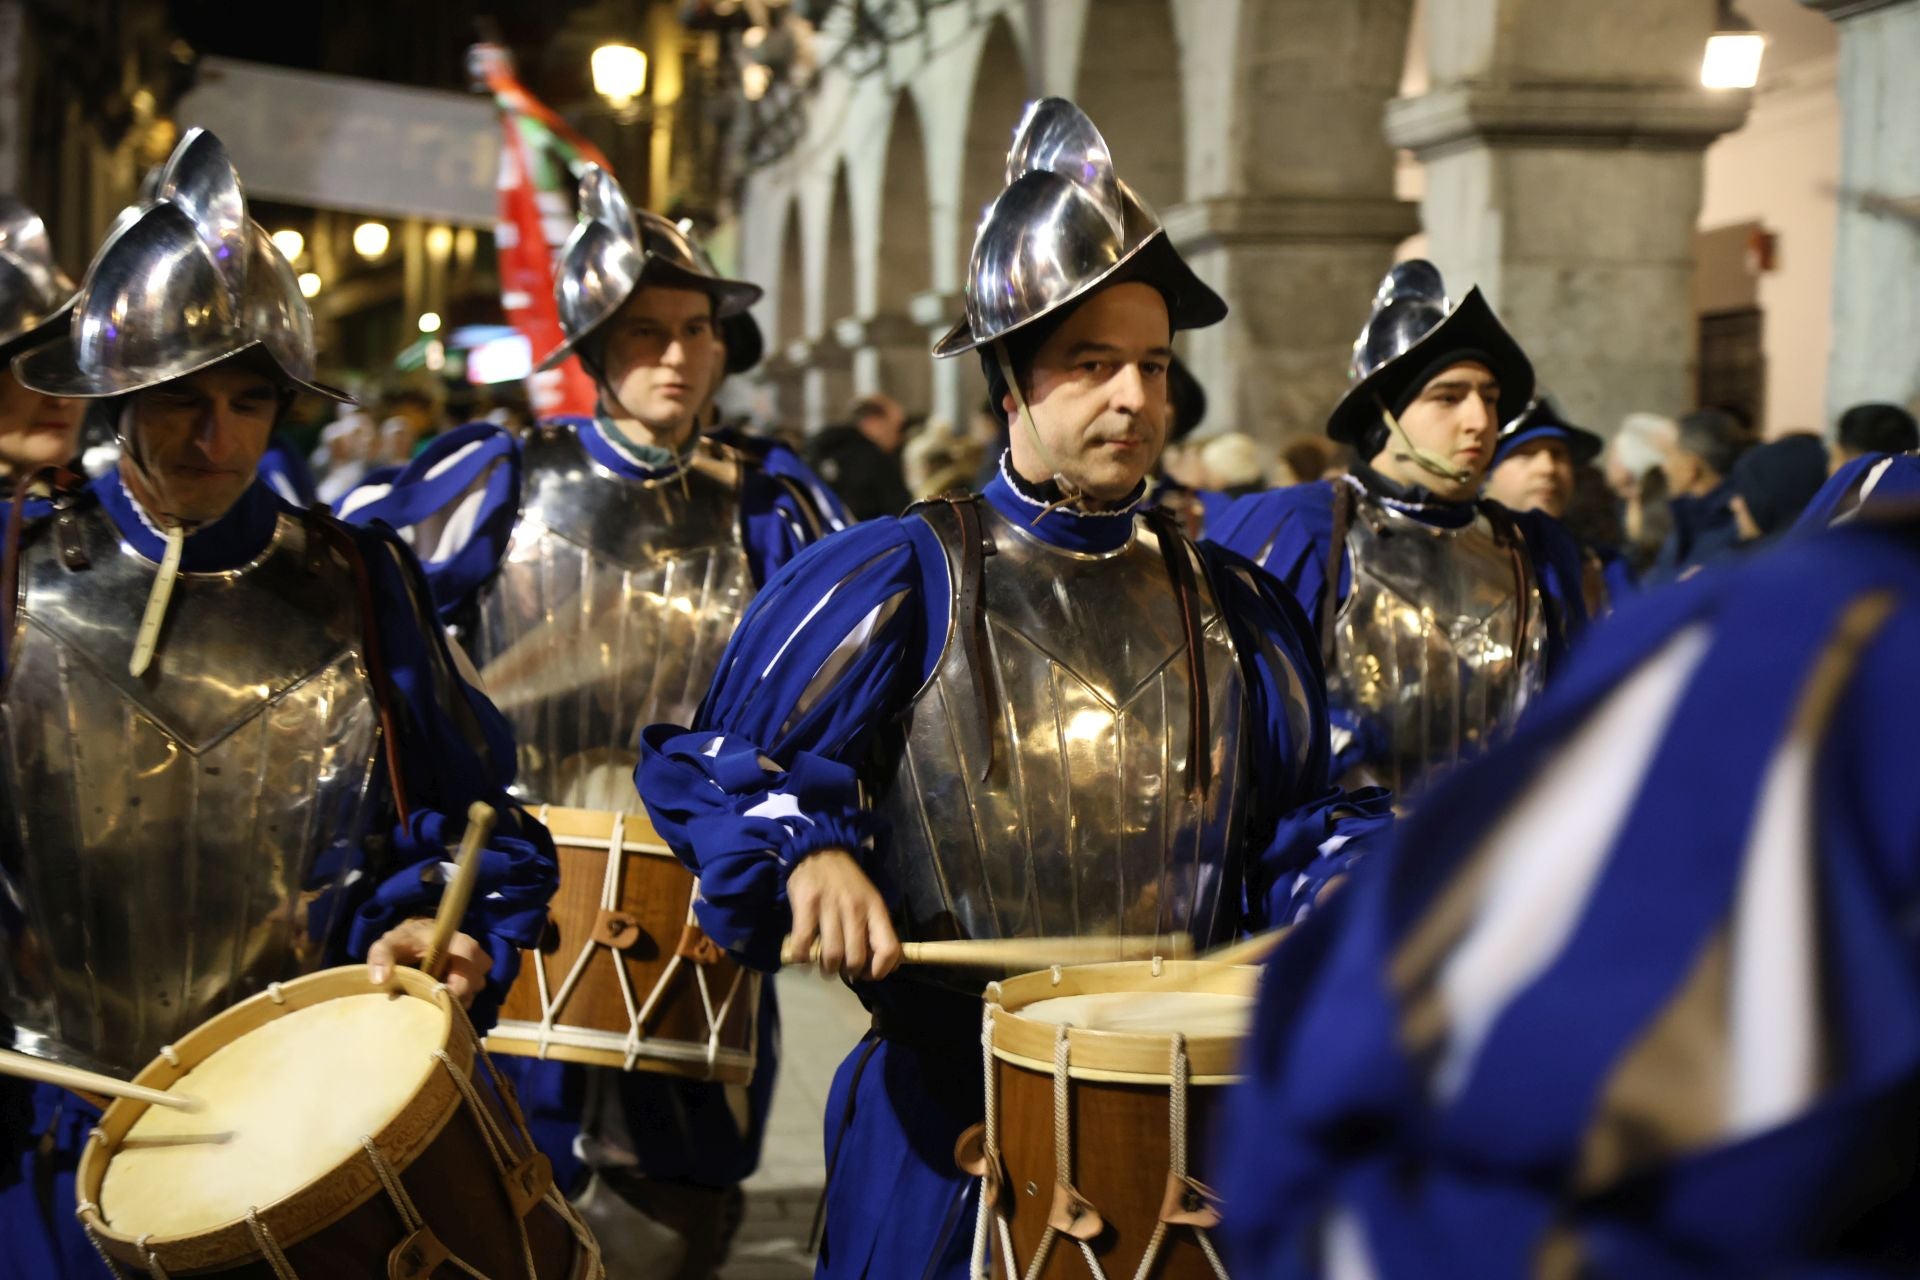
[
  {"x1": 984, "y1": 962, "x2": 1254, "y2": 1280},
  {"x1": 486, "y1": 806, "x2": 758, "y2": 1082},
  {"x1": 991, "y1": 1063, "x2": 1229, "y2": 1280},
  {"x1": 76, "y1": 967, "x2": 590, "y2": 1278}
]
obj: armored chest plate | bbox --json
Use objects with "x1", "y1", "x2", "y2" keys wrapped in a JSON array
[
  {"x1": 1330, "y1": 493, "x2": 1546, "y2": 795},
  {"x1": 876, "y1": 504, "x2": 1278, "y2": 960},
  {"x1": 469, "y1": 428, "x2": 755, "y2": 809},
  {"x1": 0, "y1": 502, "x2": 383, "y2": 1074}
]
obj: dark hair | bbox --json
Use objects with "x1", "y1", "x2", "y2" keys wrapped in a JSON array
[
  {"x1": 1677, "y1": 408, "x2": 1751, "y2": 480},
  {"x1": 1836, "y1": 402, "x2": 1919, "y2": 456},
  {"x1": 1731, "y1": 432, "x2": 1830, "y2": 537}
]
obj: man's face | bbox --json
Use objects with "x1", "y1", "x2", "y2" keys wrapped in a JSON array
[
  {"x1": 859, "y1": 397, "x2": 907, "y2": 453},
  {"x1": 123, "y1": 363, "x2": 280, "y2": 525},
  {"x1": 1660, "y1": 441, "x2": 1704, "y2": 496},
  {"x1": 1369, "y1": 360, "x2": 1499, "y2": 501},
  {"x1": 0, "y1": 369, "x2": 84, "y2": 475},
  {"x1": 1486, "y1": 437, "x2": 1574, "y2": 518},
  {"x1": 600, "y1": 285, "x2": 719, "y2": 439},
  {"x1": 1006, "y1": 282, "x2": 1172, "y2": 504}
]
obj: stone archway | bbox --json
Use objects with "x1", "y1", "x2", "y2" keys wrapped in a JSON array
[
  {"x1": 808, "y1": 160, "x2": 857, "y2": 429},
  {"x1": 865, "y1": 89, "x2": 935, "y2": 414},
  {"x1": 773, "y1": 198, "x2": 806, "y2": 429},
  {"x1": 945, "y1": 15, "x2": 1031, "y2": 432},
  {"x1": 1071, "y1": 0, "x2": 1186, "y2": 210}
]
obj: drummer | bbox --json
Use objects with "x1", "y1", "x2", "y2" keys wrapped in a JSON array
[
  {"x1": 0, "y1": 198, "x2": 85, "y2": 505},
  {"x1": 338, "y1": 166, "x2": 845, "y2": 1276},
  {"x1": 637, "y1": 98, "x2": 1391, "y2": 1280},
  {"x1": 0, "y1": 132, "x2": 556, "y2": 1278}
]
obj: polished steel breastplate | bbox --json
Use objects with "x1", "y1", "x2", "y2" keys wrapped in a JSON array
[
  {"x1": 470, "y1": 427, "x2": 755, "y2": 810},
  {"x1": 876, "y1": 503, "x2": 1267, "y2": 960},
  {"x1": 0, "y1": 502, "x2": 382, "y2": 1075},
  {"x1": 1330, "y1": 490, "x2": 1546, "y2": 795}
]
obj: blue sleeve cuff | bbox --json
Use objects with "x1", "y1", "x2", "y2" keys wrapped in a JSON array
[{"x1": 342, "y1": 806, "x2": 558, "y2": 1033}]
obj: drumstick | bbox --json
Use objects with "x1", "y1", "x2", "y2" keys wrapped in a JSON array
[
  {"x1": 420, "y1": 801, "x2": 497, "y2": 982},
  {"x1": 0, "y1": 1049, "x2": 203, "y2": 1114},
  {"x1": 778, "y1": 934, "x2": 1193, "y2": 970},
  {"x1": 1198, "y1": 925, "x2": 1292, "y2": 968}
]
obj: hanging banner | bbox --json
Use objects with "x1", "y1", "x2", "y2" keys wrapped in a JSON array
[{"x1": 471, "y1": 44, "x2": 611, "y2": 419}]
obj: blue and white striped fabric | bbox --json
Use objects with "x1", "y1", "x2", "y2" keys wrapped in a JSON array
[
  {"x1": 338, "y1": 416, "x2": 849, "y2": 618},
  {"x1": 1796, "y1": 452, "x2": 1920, "y2": 534},
  {"x1": 1217, "y1": 507, "x2": 1920, "y2": 1279}
]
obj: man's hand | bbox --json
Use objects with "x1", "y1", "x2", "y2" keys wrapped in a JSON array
[
  {"x1": 787, "y1": 849, "x2": 901, "y2": 981},
  {"x1": 367, "y1": 919, "x2": 492, "y2": 1008}
]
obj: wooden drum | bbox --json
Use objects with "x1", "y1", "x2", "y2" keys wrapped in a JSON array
[
  {"x1": 964, "y1": 961, "x2": 1257, "y2": 1280},
  {"x1": 76, "y1": 966, "x2": 600, "y2": 1279},
  {"x1": 484, "y1": 806, "x2": 759, "y2": 1082}
]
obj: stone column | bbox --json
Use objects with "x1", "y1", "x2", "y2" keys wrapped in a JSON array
[
  {"x1": 838, "y1": 312, "x2": 933, "y2": 417},
  {"x1": 1167, "y1": 196, "x2": 1419, "y2": 445},
  {"x1": 1804, "y1": 0, "x2": 1920, "y2": 418},
  {"x1": 1388, "y1": 0, "x2": 1749, "y2": 435},
  {"x1": 794, "y1": 335, "x2": 853, "y2": 433},
  {"x1": 1167, "y1": 0, "x2": 1420, "y2": 446},
  {"x1": 911, "y1": 290, "x2": 968, "y2": 428}
]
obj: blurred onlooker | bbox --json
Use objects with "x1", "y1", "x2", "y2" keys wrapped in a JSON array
[
  {"x1": 1729, "y1": 432, "x2": 1829, "y2": 544},
  {"x1": 313, "y1": 411, "x2": 379, "y2": 506},
  {"x1": 1279, "y1": 435, "x2": 1342, "y2": 486},
  {"x1": 1646, "y1": 408, "x2": 1750, "y2": 584},
  {"x1": 902, "y1": 417, "x2": 985, "y2": 499},
  {"x1": 808, "y1": 392, "x2": 913, "y2": 521},
  {"x1": 1830, "y1": 401, "x2": 1919, "y2": 473},
  {"x1": 1198, "y1": 432, "x2": 1269, "y2": 500},
  {"x1": 1608, "y1": 412, "x2": 1676, "y2": 574}
]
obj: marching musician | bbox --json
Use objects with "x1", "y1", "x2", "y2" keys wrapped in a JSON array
[
  {"x1": 1487, "y1": 395, "x2": 1627, "y2": 611},
  {"x1": 1209, "y1": 261, "x2": 1591, "y2": 798},
  {"x1": 1215, "y1": 494, "x2": 1920, "y2": 1277},
  {"x1": 0, "y1": 131, "x2": 557, "y2": 1277},
  {"x1": 339, "y1": 165, "x2": 845, "y2": 1277},
  {"x1": 635, "y1": 98, "x2": 1391, "y2": 1280},
  {"x1": 0, "y1": 199, "x2": 84, "y2": 507}
]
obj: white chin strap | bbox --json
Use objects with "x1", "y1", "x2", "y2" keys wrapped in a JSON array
[
  {"x1": 992, "y1": 339, "x2": 1090, "y2": 521},
  {"x1": 116, "y1": 401, "x2": 189, "y2": 678},
  {"x1": 1379, "y1": 398, "x2": 1474, "y2": 487}
]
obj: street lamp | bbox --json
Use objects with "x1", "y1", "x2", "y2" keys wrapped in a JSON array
[
  {"x1": 352, "y1": 221, "x2": 391, "y2": 259},
  {"x1": 1702, "y1": 3, "x2": 1765, "y2": 90},
  {"x1": 592, "y1": 44, "x2": 648, "y2": 114},
  {"x1": 297, "y1": 272, "x2": 322, "y2": 299},
  {"x1": 270, "y1": 229, "x2": 305, "y2": 263},
  {"x1": 418, "y1": 311, "x2": 442, "y2": 334}
]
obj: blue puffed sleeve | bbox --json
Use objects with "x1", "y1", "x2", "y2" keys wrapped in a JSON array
[
  {"x1": 336, "y1": 421, "x2": 523, "y2": 619},
  {"x1": 1200, "y1": 542, "x2": 1394, "y2": 927},
  {"x1": 637, "y1": 515, "x2": 949, "y2": 970},
  {"x1": 1795, "y1": 452, "x2": 1920, "y2": 533},
  {"x1": 1207, "y1": 480, "x2": 1346, "y2": 634},
  {"x1": 335, "y1": 517, "x2": 557, "y2": 1030},
  {"x1": 709, "y1": 426, "x2": 853, "y2": 585}
]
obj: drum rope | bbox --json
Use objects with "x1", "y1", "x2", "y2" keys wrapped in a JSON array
[
  {"x1": 971, "y1": 1004, "x2": 995, "y2": 1280},
  {"x1": 76, "y1": 1206, "x2": 132, "y2": 1280},
  {"x1": 244, "y1": 1207, "x2": 302, "y2": 1280},
  {"x1": 136, "y1": 1234, "x2": 171, "y2": 1280},
  {"x1": 434, "y1": 1008, "x2": 542, "y2": 1277}
]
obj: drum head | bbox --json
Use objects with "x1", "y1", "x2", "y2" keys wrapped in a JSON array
[
  {"x1": 80, "y1": 967, "x2": 460, "y2": 1263},
  {"x1": 988, "y1": 960, "x2": 1257, "y2": 1083}
]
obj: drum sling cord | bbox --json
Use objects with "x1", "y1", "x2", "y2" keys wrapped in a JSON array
[
  {"x1": 515, "y1": 806, "x2": 744, "y2": 1076},
  {"x1": 972, "y1": 1020, "x2": 1229, "y2": 1280},
  {"x1": 77, "y1": 987, "x2": 604, "y2": 1280}
]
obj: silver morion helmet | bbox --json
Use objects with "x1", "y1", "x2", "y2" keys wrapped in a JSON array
[
  {"x1": 536, "y1": 164, "x2": 763, "y2": 373},
  {"x1": 932, "y1": 97, "x2": 1225, "y2": 358},
  {"x1": 0, "y1": 199, "x2": 76, "y2": 356},
  {"x1": 14, "y1": 129, "x2": 349, "y2": 401}
]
